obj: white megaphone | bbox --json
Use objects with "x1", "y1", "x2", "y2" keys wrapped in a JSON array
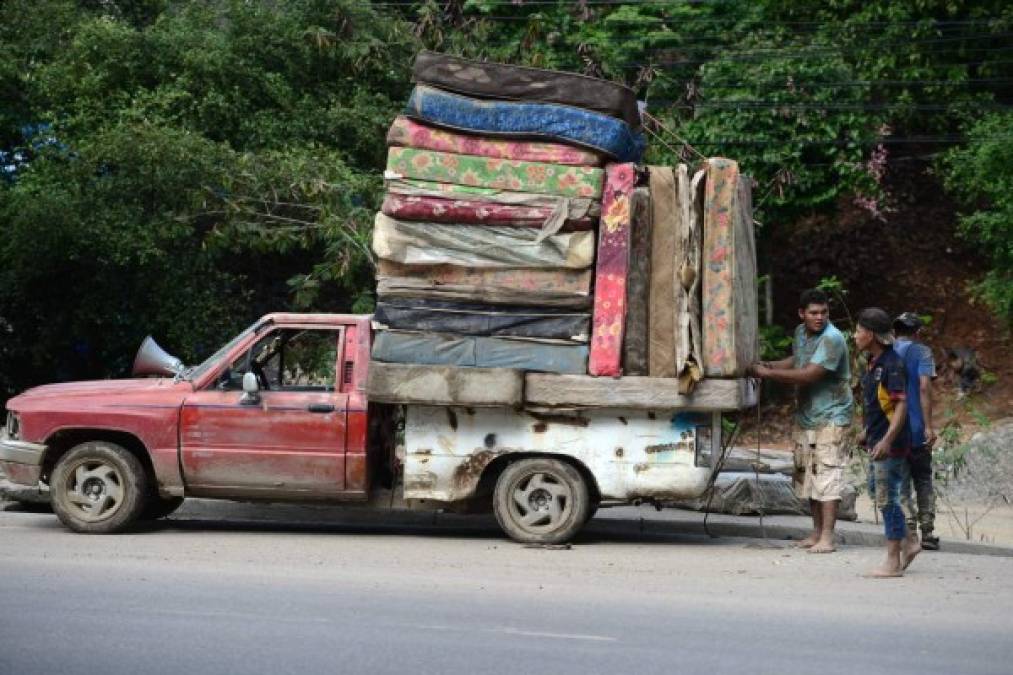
[{"x1": 132, "y1": 336, "x2": 184, "y2": 377}]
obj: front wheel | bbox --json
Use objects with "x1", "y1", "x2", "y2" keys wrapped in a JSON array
[
  {"x1": 493, "y1": 458, "x2": 590, "y2": 544},
  {"x1": 50, "y1": 442, "x2": 149, "y2": 534}
]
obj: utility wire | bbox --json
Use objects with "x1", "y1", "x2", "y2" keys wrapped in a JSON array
[
  {"x1": 685, "y1": 135, "x2": 1013, "y2": 147},
  {"x1": 680, "y1": 78, "x2": 1013, "y2": 89},
  {"x1": 658, "y1": 102, "x2": 1013, "y2": 111},
  {"x1": 642, "y1": 110, "x2": 706, "y2": 160}
]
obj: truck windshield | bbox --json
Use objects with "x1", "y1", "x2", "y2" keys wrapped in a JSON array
[{"x1": 185, "y1": 320, "x2": 264, "y2": 381}]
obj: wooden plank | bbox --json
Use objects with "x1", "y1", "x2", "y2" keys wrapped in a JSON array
[
  {"x1": 366, "y1": 362, "x2": 523, "y2": 407},
  {"x1": 525, "y1": 374, "x2": 757, "y2": 411}
]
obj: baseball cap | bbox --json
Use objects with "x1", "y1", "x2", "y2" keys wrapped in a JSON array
[
  {"x1": 893, "y1": 311, "x2": 924, "y2": 331},
  {"x1": 857, "y1": 307, "x2": 895, "y2": 346}
]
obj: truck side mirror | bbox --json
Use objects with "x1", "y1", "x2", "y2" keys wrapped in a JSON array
[{"x1": 239, "y1": 371, "x2": 260, "y2": 406}]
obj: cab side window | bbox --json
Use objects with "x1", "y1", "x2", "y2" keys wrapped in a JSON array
[
  {"x1": 279, "y1": 330, "x2": 338, "y2": 390},
  {"x1": 220, "y1": 329, "x2": 339, "y2": 392}
]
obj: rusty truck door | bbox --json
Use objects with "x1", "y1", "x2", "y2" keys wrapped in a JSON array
[{"x1": 179, "y1": 326, "x2": 349, "y2": 498}]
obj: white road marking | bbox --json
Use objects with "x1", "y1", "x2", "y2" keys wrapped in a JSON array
[{"x1": 490, "y1": 627, "x2": 617, "y2": 642}]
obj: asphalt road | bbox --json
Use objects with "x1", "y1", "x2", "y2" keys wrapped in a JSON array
[{"x1": 1, "y1": 507, "x2": 1011, "y2": 675}]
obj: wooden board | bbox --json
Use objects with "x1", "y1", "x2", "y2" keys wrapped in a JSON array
[
  {"x1": 366, "y1": 362, "x2": 523, "y2": 407},
  {"x1": 525, "y1": 374, "x2": 757, "y2": 411},
  {"x1": 366, "y1": 362, "x2": 756, "y2": 411}
]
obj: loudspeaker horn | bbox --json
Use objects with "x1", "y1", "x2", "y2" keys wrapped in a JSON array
[{"x1": 132, "y1": 336, "x2": 184, "y2": 377}]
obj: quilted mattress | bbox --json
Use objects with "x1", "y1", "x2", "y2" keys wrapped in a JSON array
[
  {"x1": 375, "y1": 261, "x2": 593, "y2": 308},
  {"x1": 371, "y1": 330, "x2": 589, "y2": 375},
  {"x1": 412, "y1": 51, "x2": 641, "y2": 130},
  {"x1": 373, "y1": 298, "x2": 590, "y2": 342},
  {"x1": 588, "y1": 163, "x2": 636, "y2": 377},
  {"x1": 622, "y1": 187, "x2": 651, "y2": 376},
  {"x1": 381, "y1": 194, "x2": 594, "y2": 232},
  {"x1": 386, "y1": 146, "x2": 604, "y2": 199},
  {"x1": 404, "y1": 85, "x2": 646, "y2": 163},
  {"x1": 371, "y1": 213, "x2": 595, "y2": 269},
  {"x1": 701, "y1": 158, "x2": 758, "y2": 377},
  {"x1": 387, "y1": 115, "x2": 603, "y2": 166}
]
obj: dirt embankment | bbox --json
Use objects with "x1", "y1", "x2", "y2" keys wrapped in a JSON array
[{"x1": 749, "y1": 155, "x2": 1011, "y2": 443}]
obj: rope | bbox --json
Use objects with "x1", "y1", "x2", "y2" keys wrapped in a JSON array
[
  {"x1": 641, "y1": 111, "x2": 707, "y2": 161},
  {"x1": 702, "y1": 415, "x2": 741, "y2": 538},
  {"x1": 755, "y1": 389, "x2": 769, "y2": 540}
]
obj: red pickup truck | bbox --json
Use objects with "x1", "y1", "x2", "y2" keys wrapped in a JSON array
[{"x1": 1, "y1": 313, "x2": 754, "y2": 543}]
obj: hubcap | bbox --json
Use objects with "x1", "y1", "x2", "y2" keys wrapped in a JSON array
[
  {"x1": 63, "y1": 460, "x2": 125, "y2": 522},
  {"x1": 510, "y1": 472, "x2": 572, "y2": 532}
]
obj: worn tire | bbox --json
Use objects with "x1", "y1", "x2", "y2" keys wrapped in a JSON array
[
  {"x1": 493, "y1": 458, "x2": 590, "y2": 545},
  {"x1": 142, "y1": 496, "x2": 184, "y2": 521},
  {"x1": 50, "y1": 441, "x2": 148, "y2": 534}
]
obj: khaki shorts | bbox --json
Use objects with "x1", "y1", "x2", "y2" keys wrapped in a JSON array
[{"x1": 792, "y1": 425, "x2": 851, "y2": 502}]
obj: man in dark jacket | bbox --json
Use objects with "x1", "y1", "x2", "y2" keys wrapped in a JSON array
[{"x1": 855, "y1": 308, "x2": 921, "y2": 577}]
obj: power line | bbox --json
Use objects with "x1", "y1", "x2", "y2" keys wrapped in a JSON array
[
  {"x1": 683, "y1": 135, "x2": 1013, "y2": 147},
  {"x1": 372, "y1": 1, "x2": 1007, "y2": 19},
  {"x1": 658, "y1": 102, "x2": 1013, "y2": 111},
  {"x1": 398, "y1": 32, "x2": 1013, "y2": 53},
  {"x1": 683, "y1": 77, "x2": 1013, "y2": 90}
]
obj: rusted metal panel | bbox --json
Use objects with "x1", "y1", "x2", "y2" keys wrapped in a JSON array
[{"x1": 403, "y1": 405, "x2": 718, "y2": 503}]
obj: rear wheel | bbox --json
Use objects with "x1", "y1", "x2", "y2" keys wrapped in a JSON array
[
  {"x1": 50, "y1": 441, "x2": 148, "y2": 534},
  {"x1": 493, "y1": 458, "x2": 590, "y2": 544}
]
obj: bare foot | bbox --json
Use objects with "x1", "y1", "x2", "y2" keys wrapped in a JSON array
[
  {"x1": 863, "y1": 566, "x2": 904, "y2": 578},
  {"x1": 902, "y1": 538, "x2": 921, "y2": 571},
  {"x1": 807, "y1": 541, "x2": 837, "y2": 554},
  {"x1": 795, "y1": 535, "x2": 819, "y2": 548}
]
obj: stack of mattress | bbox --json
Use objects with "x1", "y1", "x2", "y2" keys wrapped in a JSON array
[
  {"x1": 371, "y1": 52, "x2": 646, "y2": 375},
  {"x1": 644, "y1": 159, "x2": 757, "y2": 390}
]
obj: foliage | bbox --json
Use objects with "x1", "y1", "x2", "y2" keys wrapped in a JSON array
[
  {"x1": 759, "y1": 324, "x2": 793, "y2": 361},
  {"x1": 0, "y1": 0, "x2": 417, "y2": 403},
  {"x1": 1, "y1": 0, "x2": 1012, "y2": 405},
  {"x1": 941, "y1": 112, "x2": 1013, "y2": 325}
]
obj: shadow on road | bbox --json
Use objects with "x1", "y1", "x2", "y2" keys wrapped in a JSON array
[{"x1": 141, "y1": 513, "x2": 730, "y2": 548}]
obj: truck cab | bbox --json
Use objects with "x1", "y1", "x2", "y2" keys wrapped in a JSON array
[{"x1": 1, "y1": 314, "x2": 754, "y2": 544}]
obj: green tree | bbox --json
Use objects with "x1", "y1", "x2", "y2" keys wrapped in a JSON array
[
  {"x1": 942, "y1": 112, "x2": 1013, "y2": 323},
  {"x1": 0, "y1": 0, "x2": 417, "y2": 404}
]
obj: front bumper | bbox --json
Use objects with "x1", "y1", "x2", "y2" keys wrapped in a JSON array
[{"x1": 0, "y1": 432, "x2": 47, "y2": 486}]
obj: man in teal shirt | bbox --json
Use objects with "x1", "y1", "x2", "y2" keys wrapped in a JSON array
[{"x1": 750, "y1": 288, "x2": 854, "y2": 553}]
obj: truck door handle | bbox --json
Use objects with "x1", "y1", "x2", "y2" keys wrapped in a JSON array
[{"x1": 307, "y1": 404, "x2": 335, "y2": 413}]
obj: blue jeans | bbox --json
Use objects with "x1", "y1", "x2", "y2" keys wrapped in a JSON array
[{"x1": 869, "y1": 457, "x2": 911, "y2": 541}]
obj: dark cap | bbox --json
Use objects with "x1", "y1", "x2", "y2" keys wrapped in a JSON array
[
  {"x1": 857, "y1": 307, "x2": 895, "y2": 345},
  {"x1": 893, "y1": 311, "x2": 923, "y2": 331}
]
